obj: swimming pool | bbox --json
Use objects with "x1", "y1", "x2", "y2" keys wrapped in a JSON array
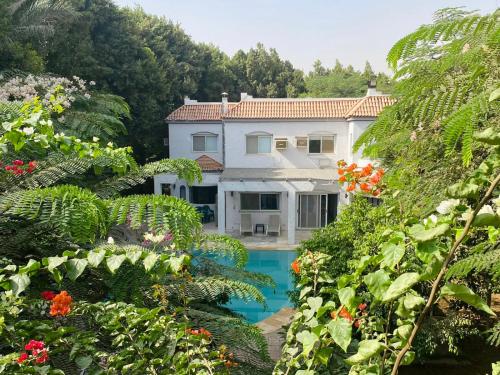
[{"x1": 225, "y1": 250, "x2": 297, "y2": 323}]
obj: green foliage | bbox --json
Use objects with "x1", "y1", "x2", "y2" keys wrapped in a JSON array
[{"x1": 303, "y1": 59, "x2": 393, "y2": 98}]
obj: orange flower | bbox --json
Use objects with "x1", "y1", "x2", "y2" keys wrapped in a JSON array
[
  {"x1": 346, "y1": 182, "x2": 356, "y2": 192},
  {"x1": 339, "y1": 175, "x2": 346, "y2": 183},
  {"x1": 354, "y1": 319, "x2": 361, "y2": 328},
  {"x1": 346, "y1": 163, "x2": 357, "y2": 172},
  {"x1": 373, "y1": 189, "x2": 381, "y2": 197},
  {"x1": 338, "y1": 306, "x2": 353, "y2": 322},
  {"x1": 50, "y1": 291, "x2": 72, "y2": 317},
  {"x1": 360, "y1": 164, "x2": 373, "y2": 177},
  {"x1": 291, "y1": 259, "x2": 300, "y2": 274},
  {"x1": 369, "y1": 173, "x2": 381, "y2": 185},
  {"x1": 337, "y1": 160, "x2": 347, "y2": 167},
  {"x1": 358, "y1": 303, "x2": 367, "y2": 311},
  {"x1": 360, "y1": 182, "x2": 370, "y2": 192},
  {"x1": 337, "y1": 168, "x2": 345, "y2": 175}
]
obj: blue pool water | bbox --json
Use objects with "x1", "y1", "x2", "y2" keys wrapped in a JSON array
[{"x1": 225, "y1": 250, "x2": 297, "y2": 323}]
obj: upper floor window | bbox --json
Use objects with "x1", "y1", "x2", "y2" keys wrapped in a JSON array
[
  {"x1": 309, "y1": 135, "x2": 335, "y2": 154},
  {"x1": 246, "y1": 133, "x2": 272, "y2": 154},
  {"x1": 192, "y1": 133, "x2": 217, "y2": 152}
]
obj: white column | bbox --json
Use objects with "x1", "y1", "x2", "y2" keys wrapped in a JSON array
[
  {"x1": 153, "y1": 176, "x2": 161, "y2": 195},
  {"x1": 287, "y1": 189, "x2": 296, "y2": 245},
  {"x1": 217, "y1": 183, "x2": 225, "y2": 234}
]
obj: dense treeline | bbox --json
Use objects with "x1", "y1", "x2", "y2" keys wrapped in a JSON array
[{"x1": 0, "y1": 0, "x2": 390, "y2": 162}]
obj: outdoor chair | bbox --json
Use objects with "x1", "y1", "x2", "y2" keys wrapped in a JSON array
[
  {"x1": 240, "y1": 213, "x2": 253, "y2": 235},
  {"x1": 268, "y1": 214, "x2": 281, "y2": 236}
]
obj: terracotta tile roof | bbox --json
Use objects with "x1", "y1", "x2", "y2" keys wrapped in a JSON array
[
  {"x1": 223, "y1": 98, "x2": 360, "y2": 119},
  {"x1": 345, "y1": 95, "x2": 395, "y2": 118},
  {"x1": 195, "y1": 155, "x2": 224, "y2": 172},
  {"x1": 166, "y1": 96, "x2": 394, "y2": 122},
  {"x1": 166, "y1": 103, "x2": 237, "y2": 121}
]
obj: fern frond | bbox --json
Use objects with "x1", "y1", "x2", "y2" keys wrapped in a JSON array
[
  {"x1": 198, "y1": 233, "x2": 248, "y2": 268},
  {"x1": 93, "y1": 158, "x2": 202, "y2": 198},
  {"x1": 486, "y1": 322, "x2": 500, "y2": 347},
  {"x1": 164, "y1": 277, "x2": 266, "y2": 305},
  {"x1": 0, "y1": 185, "x2": 107, "y2": 243},
  {"x1": 446, "y1": 248, "x2": 500, "y2": 280},
  {"x1": 107, "y1": 194, "x2": 201, "y2": 249}
]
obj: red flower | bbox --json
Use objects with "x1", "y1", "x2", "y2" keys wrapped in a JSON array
[
  {"x1": 12, "y1": 160, "x2": 24, "y2": 166},
  {"x1": 358, "y1": 303, "x2": 367, "y2": 311},
  {"x1": 291, "y1": 259, "x2": 300, "y2": 274},
  {"x1": 17, "y1": 352, "x2": 29, "y2": 364},
  {"x1": 373, "y1": 189, "x2": 381, "y2": 197},
  {"x1": 354, "y1": 319, "x2": 361, "y2": 328},
  {"x1": 41, "y1": 291, "x2": 57, "y2": 301},
  {"x1": 35, "y1": 349, "x2": 49, "y2": 364},
  {"x1": 4, "y1": 165, "x2": 12, "y2": 171},
  {"x1": 25, "y1": 340, "x2": 44, "y2": 351}
]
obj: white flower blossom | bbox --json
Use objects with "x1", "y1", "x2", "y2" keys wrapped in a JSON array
[
  {"x1": 107, "y1": 236, "x2": 115, "y2": 244},
  {"x1": 436, "y1": 199, "x2": 460, "y2": 214},
  {"x1": 84, "y1": 93, "x2": 91, "y2": 99},
  {"x1": 22, "y1": 127, "x2": 34, "y2": 135},
  {"x1": 144, "y1": 232, "x2": 164, "y2": 243},
  {"x1": 478, "y1": 205, "x2": 494, "y2": 215},
  {"x1": 89, "y1": 81, "x2": 96, "y2": 86},
  {"x1": 92, "y1": 136, "x2": 100, "y2": 142}
]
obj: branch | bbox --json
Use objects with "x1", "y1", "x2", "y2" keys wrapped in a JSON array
[{"x1": 391, "y1": 172, "x2": 500, "y2": 375}]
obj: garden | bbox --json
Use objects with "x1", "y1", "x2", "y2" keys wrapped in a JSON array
[{"x1": 0, "y1": 2, "x2": 499, "y2": 375}]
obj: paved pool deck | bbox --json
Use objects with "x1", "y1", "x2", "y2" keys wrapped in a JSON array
[
  {"x1": 203, "y1": 222, "x2": 312, "y2": 250},
  {"x1": 256, "y1": 307, "x2": 296, "y2": 361}
]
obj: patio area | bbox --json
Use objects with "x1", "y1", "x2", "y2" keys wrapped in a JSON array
[{"x1": 202, "y1": 222, "x2": 312, "y2": 250}]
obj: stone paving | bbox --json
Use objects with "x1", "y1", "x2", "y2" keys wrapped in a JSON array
[{"x1": 256, "y1": 307, "x2": 296, "y2": 361}]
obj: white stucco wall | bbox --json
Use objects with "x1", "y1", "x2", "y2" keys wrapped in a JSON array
[
  {"x1": 348, "y1": 119, "x2": 375, "y2": 165},
  {"x1": 168, "y1": 122, "x2": 223, "y2": 163},
  {"x1": 223, "y1": 120, "x2": 350, "y2": 169}
]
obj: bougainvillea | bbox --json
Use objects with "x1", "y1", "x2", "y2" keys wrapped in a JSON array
[
  {"x1": 40, "y1": 290, "x2": 56, "y2": 301},
  {"x1": 4, "y1": 160, "x2": 37, "y2": 175},
  {"x1": 49, "y1": 291, "x2": 72, "y2": 316},
  {"x1": 337, "y1": 160, "x2": 384, "y2": 196},
  {"x1": 18, "y1": 340, "x2": 49, "y2": 365}
]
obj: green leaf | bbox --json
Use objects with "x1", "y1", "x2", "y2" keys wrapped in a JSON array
[
  {"x1": 296, "y1": 330, "x2": 319, "y2": 357},
  {"x1": 382, "y1": 273, "x2": 420, "y2": 302},
  {"x1": 75, "y1": 356, "x2": 92, "y2": 369},
  {"x1": 87, "y1": 250, "x2": 105, "y2": 267},
  {"x1": 346, "y1": 340, "x2": 384, "y2": 364},
  {"x1": 9, "y1": 274, "x2": 30, "y2": 295},
  {"x1": 143, "y1": 253, "x2": 159, "y2": 272},
  {"x1": 66, "y1": 259, "x2": 88, "y2": 281},
  {"x1": 327, "y1": 317, "x2": 352, "y2": 352},
  {"x1": 46, "y1": 257, "x2": 67, "y2": 273},
  {"x1": 315, "y1": 347, "x2": 333, "y2": 366},
  {"x1": 415, "y1": 241, "x2": 443, "y2": 263},
  {"x1": 338, "y1": 287, "x2": 356, "y2": 310},
  {"x1": 489, "y1": 88, "x2": 500, "y2": 102},
  {"x1": 19, "y1": 259, "x2": 41, "y2": 274},
  {"x1": 474, "y1": 127, "x2": 500, "y2": 145},
  {"x1": 307, "y1": 296, "x2": 323, "y2": 313},
  {"x1": 364, "y1": 270, "x2": 391, "y2": 300},
  {"x1": 447, "y1": 182, "x2": 480, "y2": 199},
  {"x1": 403, "y1": 294, "x2": 425, "y2": 310},
  {"x1": 106, "y1": 255, "x2": 126, "y2": 274},
  {"x1": 409, "y1": 223, "x2": 449, "y2": 243},
  {"x1": 380, "y1": 243, "x2": 405, "y2": 269},
  {"x1": 441, "y1": 283, "x2": 496, "y2": 316},
  {"x1": 126, "y1": 249, "x2": 142, "y2": 265}
]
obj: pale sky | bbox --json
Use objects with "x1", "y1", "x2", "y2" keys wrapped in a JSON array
[{"x1": 114, "y1": 0, "x2": 498, "y2": 73}]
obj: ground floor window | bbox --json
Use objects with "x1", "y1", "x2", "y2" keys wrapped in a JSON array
[
  {"x1": 161, "y1": 183, "x2": 172, "y2": 196},
  {"x1": 190, "y1": 186, "x2": 217, "y2": 204},
  {"x1": 240, "y1": 193, "x2": 280, "y2": 211},
  {"x1": 366, "y1": 196, "x2": 382, "y2": 206}
]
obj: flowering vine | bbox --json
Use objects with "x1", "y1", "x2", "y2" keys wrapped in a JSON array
[
  {"x1": 337, "y1": 160, "x2": 384, "y2": 196},
  {"x1": 17, "y1": 340, "x2": 49, "y2": 365}
]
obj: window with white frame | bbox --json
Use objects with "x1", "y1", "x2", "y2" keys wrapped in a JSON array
[
  {"x1": 308, "y1": 135, "x2": 335, "y2": 154},
  {"x1": 192, "y1": 133, "x2": 217, "y2": 152},
  {"x1": 246, "y1": 134, "x2": 272, "y2": 154},
  {"x1": 240, "y1": 193, "x2": 280, "y2": 210}
]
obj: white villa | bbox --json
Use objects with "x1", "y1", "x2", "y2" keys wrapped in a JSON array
[{"x1": 154, "y1": 86, "x2": 393, "y2": 245}]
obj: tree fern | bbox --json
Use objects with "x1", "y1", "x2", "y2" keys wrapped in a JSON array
[
  {"x1": 446, "y1": 248, "x2": 500, "y2": 281},
  {"x1": 486, "y1": 322, "x2": 500, "y2": 347},
  {"x1": 93, "y1": 158, "x2": 202, "y2": 198},
  {"x1": 197, "y1": 233, "x2": 249, "y2": 269},
  {"x1": 0, "y1": 185, "x2": 107, "y2": 243}
]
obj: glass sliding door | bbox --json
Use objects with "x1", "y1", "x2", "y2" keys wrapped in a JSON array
[{"x1": 298, "y1": 194, "x2": 327, "y2": 229}]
